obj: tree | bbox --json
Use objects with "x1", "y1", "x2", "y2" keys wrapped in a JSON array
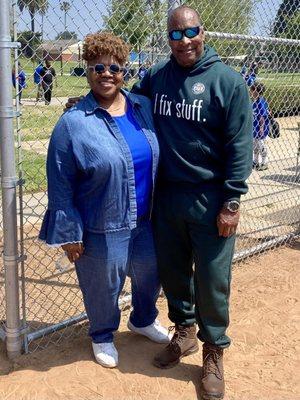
[
  {"x1": 55, "y1": 31, "x2": 78, "y2": 40},
  {"x1": 17, "y1": 30, "x2": 42, "y2": 58},
  {"x1": 272, "y1": 0, "x2": 299, "y2": 36},
  {"x1": 60, "y1": 1, "x2": 71, "y2": 33},
  {"x1": 185, "y1": 0, "x2": 256, "y2": 57},
  {"x1": 148, "y1": 0, "x2": 168, "y2": 61},
  {"x1": 270, "y1": 10, "x2": 300, "y2": 72},
  {"x1": 282, "y1": 11, "x2": 300, "y2": 39},
  {"x1": 185, "y1": 0, "x2": 255, "y2": 34},
  {"x1": 104, "y1": 0, "x2": 150, "y2": 63},
  {"x1": 18, "y1": 0, "x2": 49, "y2": 33}
]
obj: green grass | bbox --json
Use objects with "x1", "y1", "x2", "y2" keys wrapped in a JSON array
[
  {"x1": 15, "y1": 105, "x2": 61, "y2": 141},
  {"x1": 15, "y1": 107, "x2": 61, "y2": 193},
  {"x1": 16, "y1": 56, "x2": 81, "y2": 76},
  {"x1": 259, "y1": 72, "x2": 300, "y2": 81},
  {"x1": 20, "y1": 74, "x2": 90, "y2": 99},
  {"x1": 20, "y1": 105, "x2": 61, "y2": 129},
  {"x1": 20, "y1": 150, "x2": 47, "y2": 193}
]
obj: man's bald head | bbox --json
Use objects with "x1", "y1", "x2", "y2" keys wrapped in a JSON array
[
  {"x1": 167, "y1": 5, "x2": 205, "y2": 68},
  {"x1": 167, "y1": 6, "x2": 202, "y2": 30}
]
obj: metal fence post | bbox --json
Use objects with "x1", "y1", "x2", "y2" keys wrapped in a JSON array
[{"x1": 0, "y1": 0, "x2": 23, "y2": 358}]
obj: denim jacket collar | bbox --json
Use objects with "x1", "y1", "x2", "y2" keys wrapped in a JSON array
[{"x1": 85, "y1": 89, "x2": 142, "y2": 115}]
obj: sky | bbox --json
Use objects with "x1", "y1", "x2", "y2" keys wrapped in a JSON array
[{"x1": 16, "y1": 0, "x2": 282, "y2": 41}]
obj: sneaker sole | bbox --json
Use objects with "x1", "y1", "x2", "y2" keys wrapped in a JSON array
[
  {"x1": 95, "y1": 358, "x2": 118, "y2": 368},
  {"x1": 202, "y1": 392, "x2": 224, "y2": 400},
  {"x1": 152, "y1": 344, "x2": 199, "y2": 369}
]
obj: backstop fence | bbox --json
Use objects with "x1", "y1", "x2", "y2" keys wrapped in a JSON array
[{"x1": 0, "y1": 0, "x2": 299, "y2": 357}]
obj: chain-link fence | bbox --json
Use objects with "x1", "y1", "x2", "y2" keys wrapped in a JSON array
[{"x1": 0, "y1": 0, "x2": 299, "y2": 355}]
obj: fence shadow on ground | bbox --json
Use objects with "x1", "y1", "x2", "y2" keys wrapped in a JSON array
[
  {"x1": 0, "y1": 329, "x2": 206, "y2": 399},
  {"x1": 262, "y1": 173, "x2": 300, "y2": 185}
]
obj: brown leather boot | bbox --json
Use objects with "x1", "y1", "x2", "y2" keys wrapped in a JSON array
[
  {"x1": 153, "y1": 324, "x2": 199, "y2": 369},
  {"x1": 201, "y1": 342, "x2": 225, "y2": 399}
]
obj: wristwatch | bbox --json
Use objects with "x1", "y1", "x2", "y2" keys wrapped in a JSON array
[{"x1": 223, "y1": 200, "x2": 240, "y2": 213}]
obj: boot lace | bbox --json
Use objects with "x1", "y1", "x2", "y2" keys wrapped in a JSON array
[
  {"x1": 167, "y1": 325, "x2": 189, "y2": 353},
  {"x1": 203, "y1": 347, "x2": 223, "y2": 380}
]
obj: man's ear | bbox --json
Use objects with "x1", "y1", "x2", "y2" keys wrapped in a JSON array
[
  {"x1": 86, "y1": 73, "x2": 91, "y2": 86},
  {"x1": 201, "y1": 27, "x2": 206, "y2": 42}
]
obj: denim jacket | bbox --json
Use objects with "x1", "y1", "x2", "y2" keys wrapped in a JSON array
[{"x1": 39, "y1": 90, "x2": 159, "y2": 245}]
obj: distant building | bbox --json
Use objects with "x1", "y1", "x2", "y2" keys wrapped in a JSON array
[
  {"x1": 62, "y1": 41, "x2": 83, "y2": 62},
  {"x1": 40, "y1": 39, "x2": 78, "y2": 62}
]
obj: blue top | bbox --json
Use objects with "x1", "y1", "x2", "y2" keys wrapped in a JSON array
[
  {"x1": 253, "y1": 97, "x2": 269, "y2": 139},
  {"x1": 39, "y1": 90, "x2": 159, "y2": 246},
  {"x1": 12, "y1": 70, "x2": 26, "y2": 89},
  {"x1": 138, "y1": 66, "x2": 148, "y2": 80},
  {"x1": 245, "y1": 73, "x2": 256, "y2": 87},
  {"x1": 113, "y1": 100, "x2": 152, "y2": 217},
  {"x1": 34, "y1": 65, "x2": 44, "y2": 84}
]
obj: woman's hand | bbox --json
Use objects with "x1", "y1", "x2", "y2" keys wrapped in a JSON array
[{"x1": 61, "y1": 243, "x2": 84, "y2": 263}]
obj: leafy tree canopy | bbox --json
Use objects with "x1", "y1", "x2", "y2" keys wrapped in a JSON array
[
  {"x1": 55, "y1": 31, "x2": 78, "y2": 40},
  {"x1": 18, "y1": 0, "x2": 49, "y2": 33},
  {"x1": 17, "y1": 30, "x2": 42, "y2": 58}
]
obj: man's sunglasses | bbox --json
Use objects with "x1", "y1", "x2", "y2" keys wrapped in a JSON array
[
  {"x1": 168, "y1": 26, "x2": 201, "y2": 41},
  {"x1": 87, "y1": 64, "x2": 124, "y2": 75}
]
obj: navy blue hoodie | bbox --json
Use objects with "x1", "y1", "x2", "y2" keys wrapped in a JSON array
[{"x1": 132, "y1": 45, "x2": 253, "y2": 202}]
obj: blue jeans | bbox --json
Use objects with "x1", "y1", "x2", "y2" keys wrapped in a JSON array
[{"x1": 75, "y1": 220, "x2": 160, "y2": 343}]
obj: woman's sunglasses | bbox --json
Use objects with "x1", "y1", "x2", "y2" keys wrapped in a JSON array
[
  {"x1": 87, "y1": 64, "x2": 124, "y2": 75},
  {"x1": 168, "y1": 26, "x2": 201, "y2": 41}
]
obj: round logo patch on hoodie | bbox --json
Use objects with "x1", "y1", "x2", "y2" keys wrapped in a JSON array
[{"x1": 192, "y1": 82, "x2": 205, "y2": 94}]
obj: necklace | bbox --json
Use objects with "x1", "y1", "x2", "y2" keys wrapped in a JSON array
[{"x1": 107, "y1": 95, "x2": 125, "y2": 113}]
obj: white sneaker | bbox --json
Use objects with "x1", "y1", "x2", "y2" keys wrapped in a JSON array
[
  {"x1": 92, "y1": 342, "x2": 118, "y2": 368},
  {"x1": 127, "y1": 319, "x2": 171, "y2": 344}
]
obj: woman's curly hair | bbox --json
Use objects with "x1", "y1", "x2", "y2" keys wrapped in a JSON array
[{"x1": 82, "y1": 32, "x2": 130, "y2": 65}]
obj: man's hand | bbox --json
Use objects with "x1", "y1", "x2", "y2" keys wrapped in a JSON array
[
  {"x1": 64, "y1": 96, "x2": 83, "y2": 111},
  {"x1": 217, "y1": 208, "x2": 240, "y2": 237},
  {"x1": 61, "y1": 243, "x2": 84, "y2": 263}
]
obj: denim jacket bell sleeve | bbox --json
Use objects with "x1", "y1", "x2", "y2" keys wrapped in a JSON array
[{"x1": 39, "y1": 116, "x2": 84, "y2": 246}]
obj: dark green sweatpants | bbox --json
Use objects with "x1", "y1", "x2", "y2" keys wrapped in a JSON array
[{"x1": 153, "y1": 185, "x2": 235, "y2": 348}]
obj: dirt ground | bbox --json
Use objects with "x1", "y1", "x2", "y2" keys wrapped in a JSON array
[{"x1": 0, "y1": 241, "x2": 299, "y2": 400}]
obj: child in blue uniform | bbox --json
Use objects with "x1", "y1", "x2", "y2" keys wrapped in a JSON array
[
  {"x1": 12, "y1": 63, "x2": 26, "y2": 104},
  {"x1": 250, "y1": 82, "x2": 270, "y2": 171}
]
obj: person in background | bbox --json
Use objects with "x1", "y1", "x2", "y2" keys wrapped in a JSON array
[
  {"x1": 138, "y1": 64, "x2": 148, "y2": 80},
  {"x1": 39, "y1": 32, "x2": 169, "y2": 369},
  {"x1": 34, "y1": 61, "x2": 44, "y2": 102},
  {"x1": 240, "y1": 63, "x2": 247, "y2": 79},
  {"x1": 245, "y1": 61, "x2": 258, "y2": 86},
  {"x1": 12, "y1": 63, "x2": 26, "y2": 105},
  {"x1": 41, "y1": 60, "x2": 56, "y2": 105},
  {"x1": 123, "y1": 61, "x2": 131, "y2": 84},
  {"x1": 250, "y1": 81, "x2": 270, "y2": 171}
]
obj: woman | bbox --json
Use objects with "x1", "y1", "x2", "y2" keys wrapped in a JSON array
[{"x1": 39, "y1": 32, "x2": 169, "y2": 368}]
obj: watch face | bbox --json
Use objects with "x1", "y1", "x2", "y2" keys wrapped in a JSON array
[{"x1": 228, "y1": 201, "x2": 240, "y2": 212}]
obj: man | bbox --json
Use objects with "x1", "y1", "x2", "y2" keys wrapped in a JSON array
[
  {"x1": 132, "y1": 6, "x2": 252, "y2": 399},
  {"x1": 34, "y1": 61, "x2": 44, "y2": 101},
  {"x1": 41, "y1": 60, "x2": 56, "y2": 105},
  {"x1": 65, "y1": 6, "x2": 252, "y2": 397}
]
